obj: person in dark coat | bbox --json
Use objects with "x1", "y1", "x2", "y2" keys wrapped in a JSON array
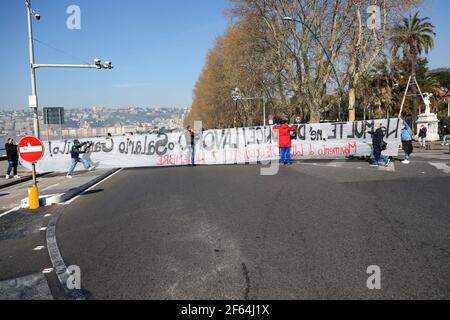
[
  {"x1": 5, "y1": 138, "x2": 20, "y2": 179},
  {"x1": 441, "y1": 125, "x2": 449, "y2": 146},
  {"x1": 186, "y1": 126, "x2": 196, "y2": 166},
  {"x1": 369, "y1": 123, "x2": 390, "y2": 167},
  {"x1": 418, "y1": 125, "x2": 427, "y2": 149},
  {"x1": 272, "y1": 119, "x2": 297, "y2": 165},
  {"x1": 66, "y1": 139, "x2": 94, "y2": 178}
]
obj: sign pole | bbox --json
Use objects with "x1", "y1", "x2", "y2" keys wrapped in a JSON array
[
  {"x1": 59, "y1": 108, "x2": 63, "y2": 140},
  {"x1": 31, "y1": 163, "x2": 37, "y2": 186},
  {"x1": 28, "y1": 164, "x2": 39, "y2": 209},
  {"x1": 19, "y1": 136, "x2": 45, "y2": 210}
]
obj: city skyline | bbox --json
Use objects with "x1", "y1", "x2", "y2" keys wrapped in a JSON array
[{"x1": 0, "y1": 106, "x2": 187, "y2": 141}]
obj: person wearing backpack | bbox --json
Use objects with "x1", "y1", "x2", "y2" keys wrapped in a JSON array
[{"x1": 401, "y1": 120, "x2": 414, "y2": 164}]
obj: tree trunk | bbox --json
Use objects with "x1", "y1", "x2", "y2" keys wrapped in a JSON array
[{"x1": 348, "y1": 87, "x2": 356, "y2": 122}]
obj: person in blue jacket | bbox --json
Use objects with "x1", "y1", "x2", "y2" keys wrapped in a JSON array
[{"x1": 401, "y1": 120, "x2": 414, "y2": 164}]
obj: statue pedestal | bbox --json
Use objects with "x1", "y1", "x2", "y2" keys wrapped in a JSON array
[{"x1": 416, "y1": 113, "x2": 440, "y2": 142}]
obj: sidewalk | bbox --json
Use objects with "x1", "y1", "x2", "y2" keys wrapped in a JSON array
[
  {"x1": 0, "y1": 161, "x2": 41, "y2": 189},
  {"x1": 0, "y1": 169, "x2": 118, "y2": 214},
  {"x1": 411, "y1": 141, "x2": 450, "y2": 161}
]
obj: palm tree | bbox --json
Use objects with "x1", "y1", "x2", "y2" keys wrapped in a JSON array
[{"x1": 391, "y1": 12, "x2": 436, "y2": 130}]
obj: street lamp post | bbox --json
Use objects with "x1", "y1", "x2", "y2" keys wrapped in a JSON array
[
  {"x1": 231, "y1": 88, "x2": 267, "y2": 127},
  {"x1": 231, "y1": 88, "x2": 241, "y2": 127},
  {"x1": 282, "y1": 16, "x2": 345, "y2": 121},
  {"x1": 239, "y1": 65, "x2": 267, "y2": 126},
  {"x1": 25, "y1": 0, "x2": 113, "y2": 195}
]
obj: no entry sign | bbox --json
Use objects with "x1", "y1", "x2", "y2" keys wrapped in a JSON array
[{"x1": 18, "y1": 136, "x2": 45, "y2": 163}]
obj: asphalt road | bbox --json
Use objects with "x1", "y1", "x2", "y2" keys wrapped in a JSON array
[{"x1": 51, "y1": 160, "x2": 450, "y2": 300}]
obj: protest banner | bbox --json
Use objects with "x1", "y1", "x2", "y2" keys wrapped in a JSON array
[{"x1": 24, "y1": 119, "x2": 402, "y2": 173}]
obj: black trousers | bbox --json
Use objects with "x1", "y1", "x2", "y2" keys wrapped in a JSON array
[{"x1": 402, "y1": 141, "x2": 413, "y2": 155}]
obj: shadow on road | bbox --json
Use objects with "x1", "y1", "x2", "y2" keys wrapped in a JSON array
[{"x1": 82, "y1": 189, "x2": 104, "y2": 196}]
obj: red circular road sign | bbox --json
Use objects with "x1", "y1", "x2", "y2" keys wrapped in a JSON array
[{"x1": 18, "y1": 136, "x2": 45, "y2": 163}]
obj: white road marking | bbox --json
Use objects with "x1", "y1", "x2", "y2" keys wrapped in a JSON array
[
  {"x1": 429, "y1": 162, "x2": 450, "y2": 174},
  {"x1": 303, "y1": 161, "x2": 396, "y2": 171},
  {"x1": 63, "y1": 168, "x2": 123, "y2": 205},
  {"x1": 33, "y1": 246, "x2": 46, "y2": 251},
  {"x1": 42, "y1": 268, "x2": 54, "y2": 274},
  {"x1": 376, "y1": 163, "x2": 396, "y2": 172},
  {"x1": 0, "y1": 206, "x2": 21, "y2": 219},
  {"x1": 41, "y1": 183, "x2": 60, "y2": 191}
]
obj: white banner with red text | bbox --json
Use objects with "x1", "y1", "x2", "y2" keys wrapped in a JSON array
[{"x1": 23, "y1": 118, "x2": 402, "y2": 173}]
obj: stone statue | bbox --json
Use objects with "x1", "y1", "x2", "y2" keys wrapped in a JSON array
[
  {"x1": 422, "y1": 92, "x2": 433, "y2": 115},
  {"x1": 416, "y1": 92, "x2": 439, "y2": 141}
]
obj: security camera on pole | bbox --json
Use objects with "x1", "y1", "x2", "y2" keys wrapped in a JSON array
[{"x1": 25, "y1": 0, "x2": 113, "y2": 209}]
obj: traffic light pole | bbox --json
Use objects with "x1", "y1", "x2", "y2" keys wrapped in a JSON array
[
  {"x1": 25, "y1": 0, "x2": 113, "y2": 207},
  {"x1": 26, "y1": 0, "x2": 39, "y2": 140}
]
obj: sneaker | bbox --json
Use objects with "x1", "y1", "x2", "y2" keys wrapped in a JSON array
[
  {"x1": 14, "y1": 175, "x2": 21, "y2": 179},
  {"x1": 5, "y1": 174, "x2": 10, "y2": 179},
  {"x1": 402, "y1": 160, "x2": 410, "y2": 164},
  {"x1": 385, "y1": 159, "x2": 391, "y2": 167},
  {"x1": 370, "y1": 163, "x2": 379, "y2": 167},
  {"x1": 88, "y1": 166, "x2": 95, "y2": 171},
  {"x1": 66, "y1": 175, "x2": 73, "y2": 179}
]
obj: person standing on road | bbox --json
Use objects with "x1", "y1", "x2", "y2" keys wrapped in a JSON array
[
  {"x1": 401, "y1": 120, "x2": 414, "y2": 164},
  {"x1": 5, "y1": 138, "x2": 20, "y2": 179},
  {"x1": 186, "y1": 126, "x2": 196, "y2": 166},
  {"x1": 66, "y1": 139, "x2": 94, "y2": 178},
  {"x1": 441, "y1": 125, "x2": 449, "y2": 146},
  {"x1": 369, "y1": 123, "x2": 390, "y2": 167},
  {"x1": 418, "y1": 125, "x2": 427, "y2": 149},
  {"x1": 272, "y1": 119, "x2": 297, "y2": 165}
]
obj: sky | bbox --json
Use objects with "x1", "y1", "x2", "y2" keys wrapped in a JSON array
[
  {"x1": 0, "y1": 0, "x2": 449, "y2": 110},
  {"x1": 0, "y1": 0, "x2": 229, "y2": 110}
]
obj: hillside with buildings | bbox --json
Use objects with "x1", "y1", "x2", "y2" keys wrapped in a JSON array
[{"x1": 0, "y1": 107, "x2": 188, "y2": 140}]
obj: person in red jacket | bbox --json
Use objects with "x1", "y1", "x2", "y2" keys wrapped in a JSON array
[{"x1": 272, "y1": 119, "x2": 297, "y2": 165}]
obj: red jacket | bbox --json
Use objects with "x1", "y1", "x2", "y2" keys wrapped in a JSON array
[{"x1": 272, "y1": 124, "x2": 297, "y2": 148}]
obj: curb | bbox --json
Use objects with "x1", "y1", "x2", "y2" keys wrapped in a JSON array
[
  {"x1": 46, "y1": 206, "x2": 85, "y2": 300},
  {"x1": 42, "y1": 168, "x2": 120, "y2": 206},
  {"x1": 0, "y1": 173, "x2": 50, "y2": 190}
]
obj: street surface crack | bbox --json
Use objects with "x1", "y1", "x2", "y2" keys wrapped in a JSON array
[{"x1": 241, "y1": 262, "x2": 250, "y2": 300}]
